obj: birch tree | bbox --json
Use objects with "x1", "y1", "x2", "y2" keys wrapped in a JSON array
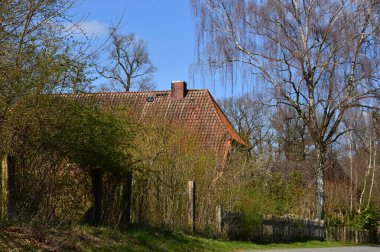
[{"x1": 191, "y1": 0, "x2": 380, "y2": 219}]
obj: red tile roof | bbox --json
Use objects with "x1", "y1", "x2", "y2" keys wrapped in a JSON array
[{"x1": 68, "y1": 89, "x2": 247, "y2": 159}]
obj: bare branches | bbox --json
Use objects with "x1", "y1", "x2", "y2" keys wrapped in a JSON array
[
  {"x1": 192, "y1": 0, "x2": 380, "y2": 144},
  {"x1": 96, "y1": 28, "x2": 156, "y2": 92},
  {"x1": 191, "y1": 0, "x2": 380, "y2": 219}
]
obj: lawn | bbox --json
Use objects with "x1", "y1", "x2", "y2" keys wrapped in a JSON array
[{"x1": 0, "y1": 224, "x2": 357, "y2": 251}]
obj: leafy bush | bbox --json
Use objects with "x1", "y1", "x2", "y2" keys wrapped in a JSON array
[
  {"x1": 239, "y1": 211, "x2": 264, "y2": 240},
  {"x1": 1, "y1": 95, "x2": 133, "y2": 224},
  {"x1": 351, "y1": 204, "x2": 379, "y2": 231},
  {"x1": 326, "y1": 215, "x2": 345, "y2": 227}
]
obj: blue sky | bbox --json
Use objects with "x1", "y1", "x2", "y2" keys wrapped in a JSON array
[{"x1": 72, "y1": 0, "x2": 253, "y2": 98}]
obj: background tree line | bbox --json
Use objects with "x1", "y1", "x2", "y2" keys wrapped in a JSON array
[
  {"x1": 219, "y1": 92, "x2": 379, "y2": 229},
  {"x1": 191, "y1": 0, "x2": 380, "y2": 222}
]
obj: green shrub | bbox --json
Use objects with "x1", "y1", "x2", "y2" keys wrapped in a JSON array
[
  {"x1": 240, "y1": 211, "x2": 263, "y2": 238},
  {"x1": 351, "y1": 204, "x2": 379, "y2": 231},
  {"x1": 326, "y1": 215, "x2": 345, "y2": 227}
]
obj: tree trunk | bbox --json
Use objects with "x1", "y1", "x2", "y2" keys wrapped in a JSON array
[
  {"x1": 120, "y1": 171, "x2": 133, "y2": 227},
  {"x1": 91, "y1": 169, "x2": 102, "y2": 226},
  {"x1": 315, "y1": 147, "x2": 326, "y2": 220}
]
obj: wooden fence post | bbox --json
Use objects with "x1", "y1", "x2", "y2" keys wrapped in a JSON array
[
  {"x1": 1, "y1": 156, "x2": 8, "y2": 218},
  {"x1": 188, "y1": 181, "x2": 195, "y2": 232},
  {"x1": 343, "y1": 226, "x2": 346, "y2": 242},
  {"x1": 0, "y1": 154, "x2": 16, "y2": 221},
  {"x1": 216, "y1": 205, "x2": 222, "y2": 233},
  {"x1": 7, "y1": 154, "x2": 15, "y2": 220},
  {"x1": 320, "y1": 220, "x2": 325, "y2": 240},
  {"x1": 120, "y1": 171, "x2": 133, "y2": 227},
  {"x1": 355, "y1": 229, "x2": 359, "y2": 243},
  {"x1": 0, "y1": 154, "x2": 16, "y2": 220}
]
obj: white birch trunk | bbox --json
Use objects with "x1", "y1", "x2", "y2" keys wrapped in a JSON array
[{"x1": 315, "y1": 147, "x2": 326, "y2": 220}]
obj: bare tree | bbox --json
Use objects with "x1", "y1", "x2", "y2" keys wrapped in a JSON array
[
  {"x1": 97, "y1": 28, "x2": 156, "y2": 91},
  {"x1": 272, "y1": 105, "x2": 309, "y2": 162},
  {"x1": 191, "y1": 0, "x2": 380, "y2": 219},
  {"x1": 219, "y1": 94, "x2": 275, "y2": 157}
]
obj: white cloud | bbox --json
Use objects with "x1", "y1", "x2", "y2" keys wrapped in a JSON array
[{"x1": 75, "y1": 20, "x2": 108, "y2": 37}]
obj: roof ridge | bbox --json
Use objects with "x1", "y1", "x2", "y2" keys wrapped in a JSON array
[{"x1": 63, "y1": 89, "x2": 209, "y2": 96}]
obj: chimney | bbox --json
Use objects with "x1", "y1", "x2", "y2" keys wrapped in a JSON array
[{"x1": 171, "y1": 80, "x2": 187, "y2": 99}]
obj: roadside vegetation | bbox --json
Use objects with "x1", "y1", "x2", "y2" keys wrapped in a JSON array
[{"x1": 0, "y1": 224, "x2": 355, "y2": 252}]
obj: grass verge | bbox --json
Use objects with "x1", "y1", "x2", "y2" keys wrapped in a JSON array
[{"x1": 0, "y1": 224, "x2": 358, "y2": 251}]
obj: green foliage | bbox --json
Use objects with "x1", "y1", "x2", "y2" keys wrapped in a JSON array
[
  {"x1": 219, "y1": 151, "x2": 309, "y2": 238},
  {"x1": 0, "y1": 0, "x2": 92, "y2": 107},
  {"x1": 0, "y1": 2, "x2": 93, "y2": 171},
  {"x1": 7, "y1": 95, "x2": 132, "y2": 175},
  {"x1": 351, "y1": 204, "x2": 379, "y2": 231},
  {"x1": 235, "y1": 211, "x2": 263, "y2": 240},
  {"x1": 128, "y1": 120, "x2": 220, "y2": 231},
  {"x1": 264, "y1": 172, "x2": 304, "y2": 214},
  {"x1": 222, "y1": 151, "x2": 306, "y2": 217},
  {"x1": 56, "y1": 101, "x2": 131, "y2": 175},
  {"x1": 326, "y1": 215, "x2": 345, "y2": 227},
  {"x1": 0, "y1": 95, "x2": 134, "y2": 223}
]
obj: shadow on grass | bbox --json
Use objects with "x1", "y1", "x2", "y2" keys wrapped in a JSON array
[
  {"x1": 0, "y1": 226, "x2": 48, "y2": 251},
  {"x1": 110, "y1": 224, "x2": 206, "y2": 252}
]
